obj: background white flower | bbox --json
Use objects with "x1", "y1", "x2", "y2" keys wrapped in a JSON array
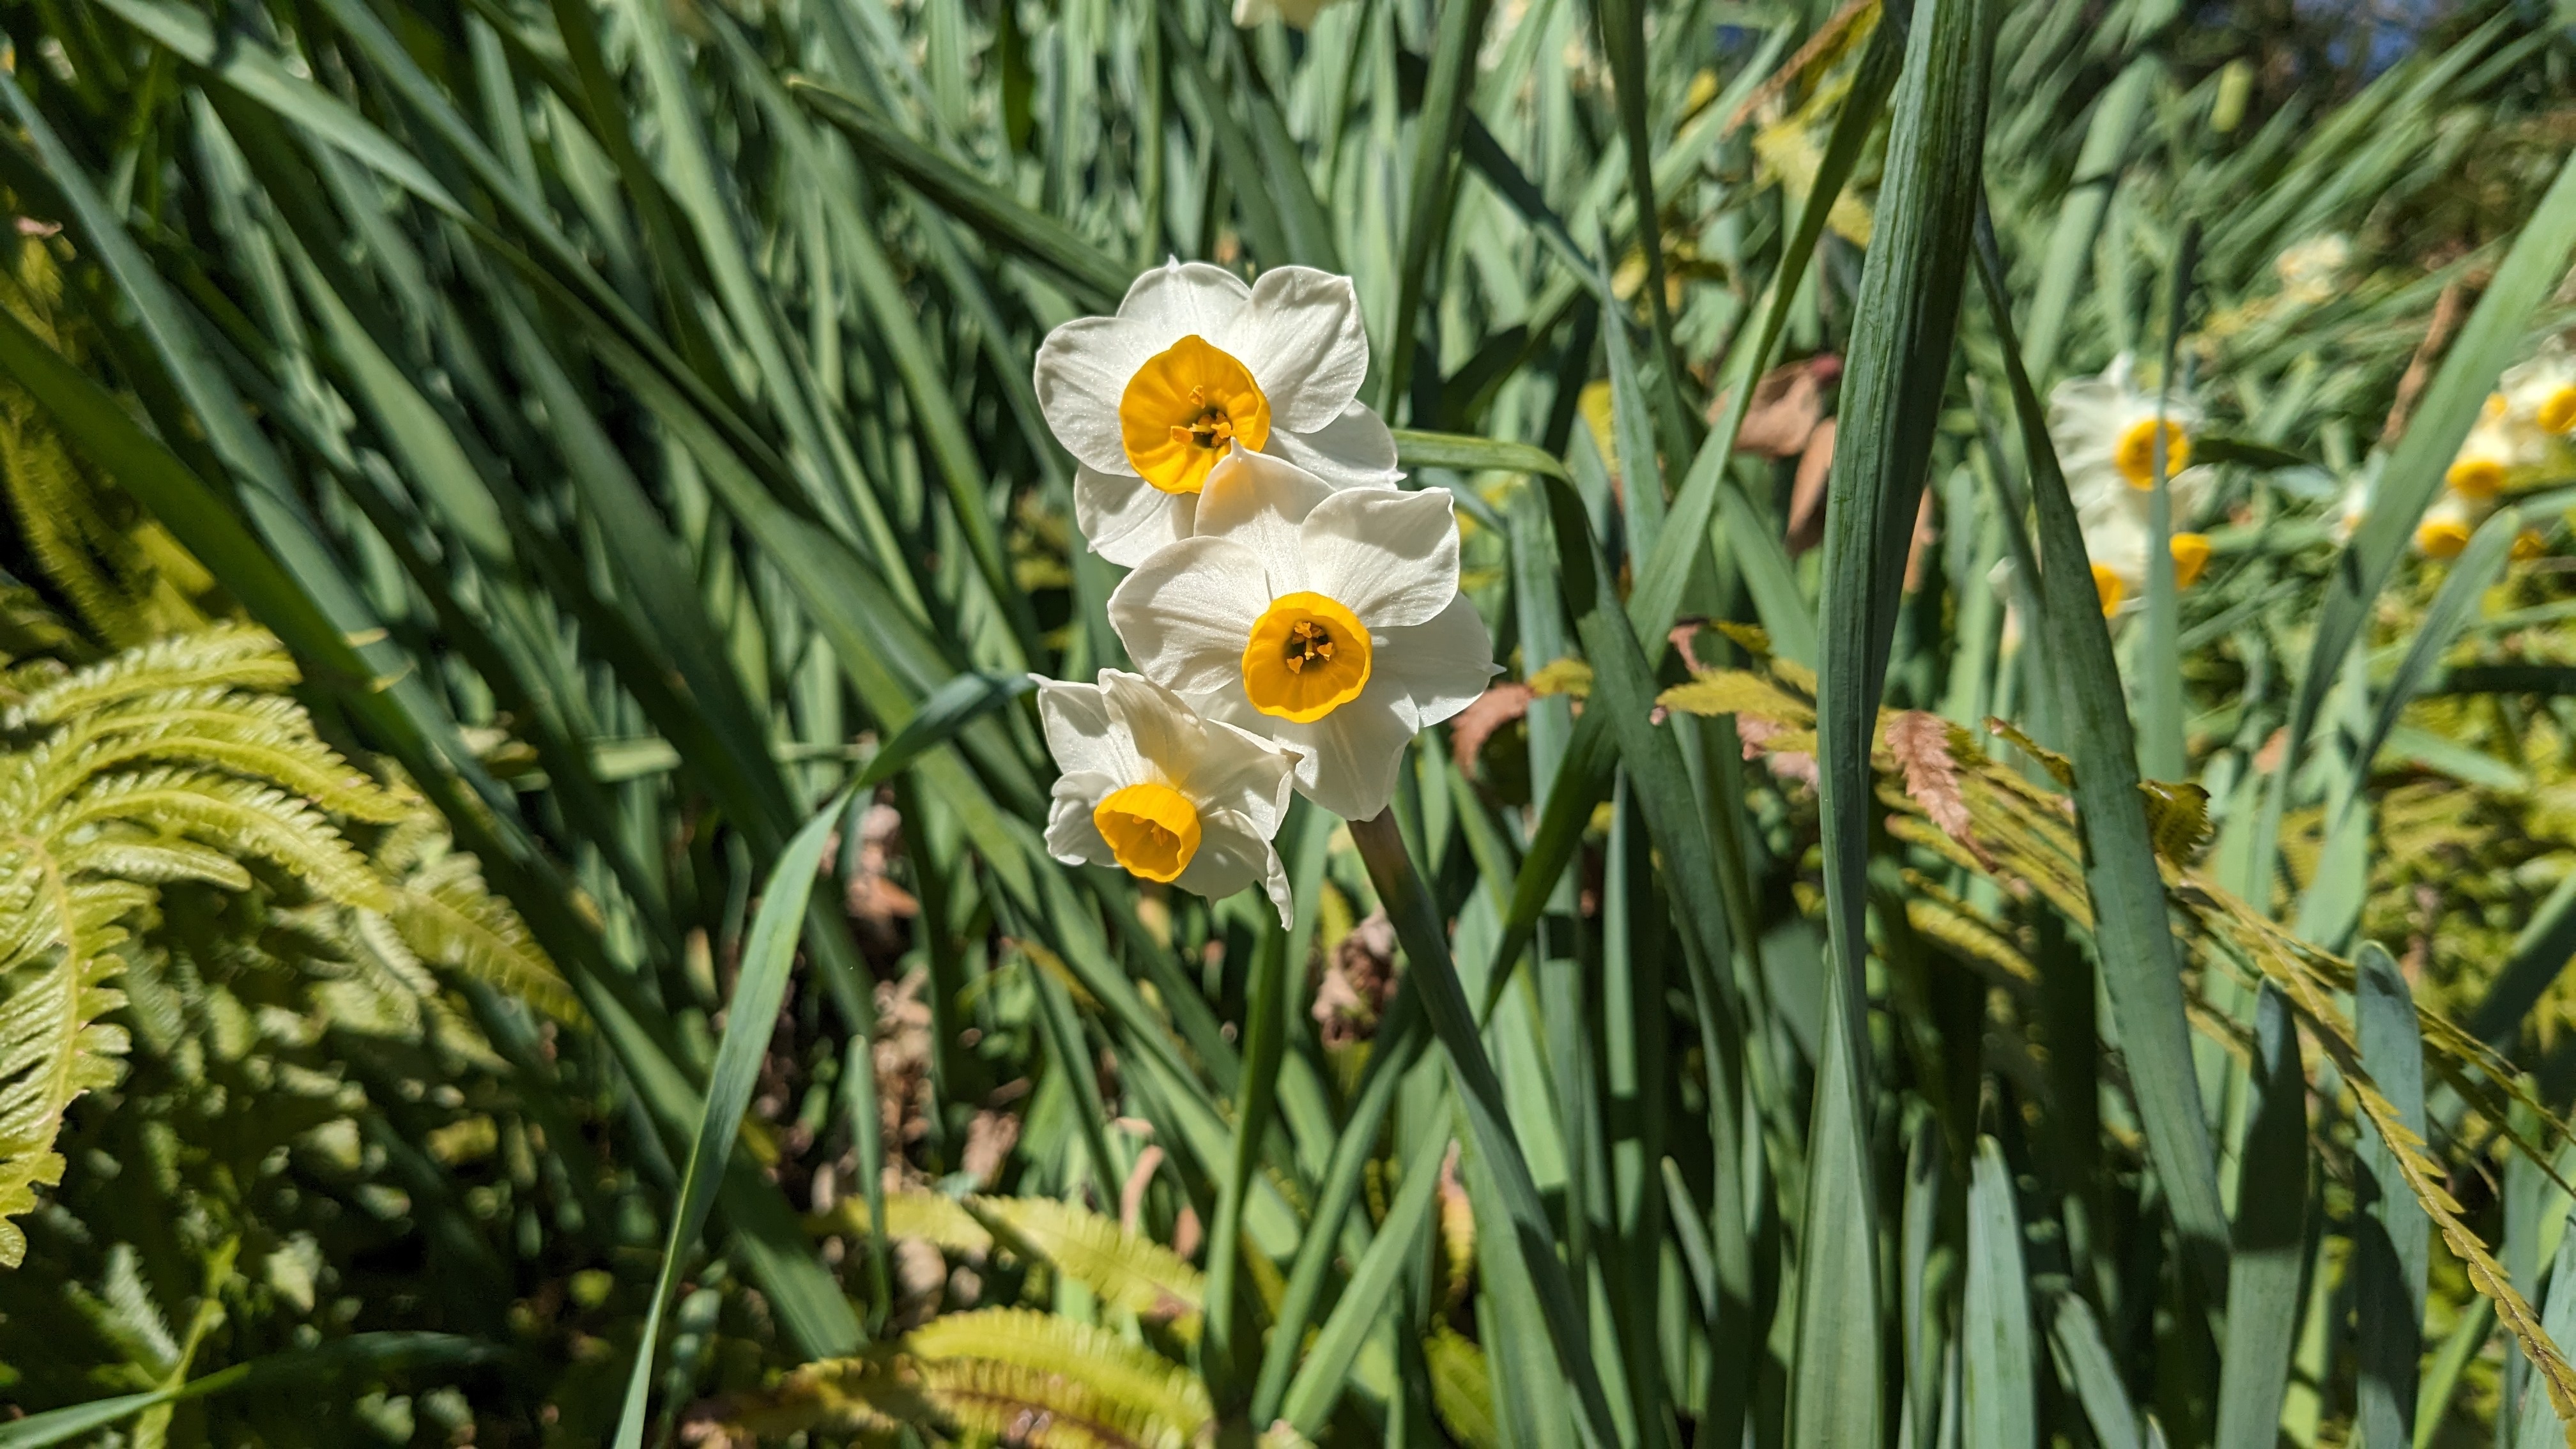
[
  {"x1": 1034, "y1": 260, "x2": 1399, "y2": 567},
  {"x1": 1107, "y1": 450, "x2": 1494, "y2": 821},
  {"x1": 2051, "y1": 355, "x2": 2201, "y2": 500},
  {"x1": 2501, "y1": 343, "x2": 2576, "y2": 436},
  {"x1": 1036, "y1": 669, "x2": 1300, "y2": 925}
]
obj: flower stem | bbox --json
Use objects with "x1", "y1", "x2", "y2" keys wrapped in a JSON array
[
  {"x1": 1346, "y1": 808, "x2": 1622, "y2": 1449},
  {"x1": 1199, "y1": 919, "x2": 1287, "y2": 1407}
]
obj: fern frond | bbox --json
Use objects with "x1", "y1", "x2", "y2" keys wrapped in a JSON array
[
  {"x1": 813, "y1": 1189, "x2": 998, "y2": 1254},
  {"x1": 912, "y1": 1351, "x2": 1198, "y2": 1449},
  {"x1": 0, "y1": 949, "x2": 129, "y2": 1266},
  {"x1": 54, "y1": 837, "x2": 253, "y2": 891},
  {"x1": 387, "y1": 854, "x2": 581, "y2": 1023},
  {"x1": 907, "y1": 1308, "x2": 1211, "y2": 1434},
  {"x1": 52, "y1": 772, "x2": 393, "y2": 911},
  {"x1": 972, "y1": 1195, "x2": 1206, "y2": 1337},
  {"x1": 681, "y1": 1349, "x2": 932, "y2": 1448},
  {"x1": 3, "y1": 624, "x2": 296, "y2": 728}
]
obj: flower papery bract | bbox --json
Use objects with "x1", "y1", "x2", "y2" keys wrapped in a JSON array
[
  {"x1": 1036, "y1": 670, "x2": 1298, "y2": 924},
  {"x1": 1036, "y1": 261, "x2": 1400, "y2": 566},
  {"x1": 1107, "y1": 450, "x2": 1494, "y2": 821}
]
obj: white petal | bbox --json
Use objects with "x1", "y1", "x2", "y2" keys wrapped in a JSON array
[
  {"x1": 1035, "y1": 678, "x2": 1138, "y2": 781},
  {"x1": 1119, "y1": 259, "x2": 1254, "y2": 341},
  {"x1": 1271, "y1": 694, "x2": 1418, "y2": 820},
  {"x1": 1300, "y1": 487, "x2": 1459, "y2": 628},
  {"x1": 1076, "y1": 465, "x2": 1195, "y2": 567},
  {"x1": 1236, "y1": 268, "x2": 1369, "y2": 431},
  {"x1": 1373, "y1": 593, "x2": 1498, "y2": 729},
  {"x1": 1036, "y1": 316, "x2": 1160, "y2": 474},
  {"x1": 1192, "y1": 449, "x2": 1333, "y2": 590},
  {"x1": 1045, "y1": 772, "x2": 1120, "y2": 866},
  {"x1": 1174, "y1": 806, "x2": 1286, "y2": 924},
  {"x1": 1262, "y1": 402, "x2": 1402, "y2": 489},
  {"x1": 1181, "y1": 715, "x2": 1300, "y2": 838},
  {"x1": 1097, "y1": 670, "x2": 1206, "y2": 783},
  {"x1": 1108, "y1": 537, "x2": 1273, "y2": 698}
]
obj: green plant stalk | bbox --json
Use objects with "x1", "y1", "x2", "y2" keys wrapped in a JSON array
[
  {"x1": 1200, "y1": 923, "x2": 1289, "y2": 1405},
  {"x1": 1349, "y1": 809, "x2": 1621, "y2": 1449}
]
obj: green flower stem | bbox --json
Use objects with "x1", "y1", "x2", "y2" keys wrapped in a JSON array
[
  {"x1": 1347, "y1": 808, "x2": 1621, "y2": 1449},
  {"x1": 1199, "y1": 920, "x2": 1288, "y2": 1407}
]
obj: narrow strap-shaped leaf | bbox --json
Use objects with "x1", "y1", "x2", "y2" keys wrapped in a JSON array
[
  {"x1": 2214, "y1": 982, "x2": 2311, "y2": 1449},
  {"x1": 1972, "y1": 213, "x2": 2232, "y2": 1277},
  {"x1": 1278, "y1": 1121, "x2": 1452, "y2": 1436},
  {"x1": 1393, "y1": 427, "x2": 1575, "y2": 481},
  {"x1": 2356, "y1": 941, "x2": 2432, "y2": 1449},
  {"x1": 1964, "y1": 1138, "x2": 2038, "y2": 1449},
  {"x1": 787, "y1": 79, "x2": 1127, "y2": 309},
  {"x1": 1625, "y1": 12, "x2": 1899, "y2": 661},
  {"x1": 0, "y1": 1335, "x2": 502, "y2": 1449},
  {"x1": 2048, "y1": 1295, "x2": 2142, "y2": 1449},
  {"x1": 1379, "y1": 0, "x2": 1489, "y2": 411},
  {"x1": 1348, "y1": 811, "x2": 1620, "y2": 1449},
  {"x1": 1800, "y1": 1, "x2": 1997, "y2": 1440},
  {"x1": 2349, "y1": 505, "x2": 2521, "y2": 818},
  {"x1": 2513, "y1": 1215, "x2": 2576, "y2": 1449},
  {"x1": 613, "y1": 785, "x2": 857, "y2": 1449}
]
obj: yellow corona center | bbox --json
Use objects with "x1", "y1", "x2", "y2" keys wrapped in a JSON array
[
  {"x1": 2113, "y1": 417, "x2": 2191, "y2": 487},
  {"x1": 1091, "y1": 782, "x2": 1202, "y2": 883},
  {"x1": 2417, "y1": 519, "x2": 2471, "y2": 560},
  {"x1": 1241, "y1": 592, "x2": 1372, "y2": 723},
  {"x1": 2540, "y1": 386, "x2": 2576, "y2": 435},
  {"x1": 2170, "y1": 532, "x2": 2212, "y2": 591},
  {"x1": 2447, "y1": 455, "x2": 2506, "y2": 500},
  {"x1": 2482, "y1": 391, "x2": 2510, "y2": 422},
  {"x1": 1118, "y1": 335, "x2": 1273, "y2": 496},
  {"x1": 2090, "y1": 562, "x2": 2127, "y2": 617}
]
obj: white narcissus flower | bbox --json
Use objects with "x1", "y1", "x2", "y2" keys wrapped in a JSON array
[
  {"x1": 2050, "y1": 355, "x2": 2202, "y2": 499},
  {"x1": 2414, "y1": 491, "x2": 2484, "y2": 561},
  {"x1": 1034, "y1": 260, "x2": 1400, "y2": 567},
  {"x1": 2501, "y1": 344, "x2": 2576, "y2": 436},
  {"x1": 2444, "y1": 404, "x2": 2562, "y2": 502},
  {"x1": 2073, "y1": 509, "x2": 2212, "y2": 619},
  {"x1": 1038, "y1": 669, "x2": 1300, "y2": 925},
  {"x1": 1107, "y1": 450, "x2": 1496, "y2": 821}
]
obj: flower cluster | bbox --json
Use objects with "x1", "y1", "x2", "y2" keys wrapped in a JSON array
[
  {"x1": 1991, "y1": 356, "x2": 2212, "y2": 629},
  {"x1": 2418, "y1": 345, "x2": 2576, "y2": 558},
  {"x1": 2050, "y1": 355, "x2": 2215, "y2": 617},
  {"x1": 1030, "y1": 261, "x2": 1496, "y2": 923}
]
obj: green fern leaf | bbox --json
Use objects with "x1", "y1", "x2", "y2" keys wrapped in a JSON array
[
  {"x1": 907, "y1": 1307, "x2": 1211, "y2": 1435},
  {"x1": 971, "y1": 1195, "x2": 1206, "y2": 1337},
  {"x1": 0, "y1": 949, "x2": 129, "y2": 1266}
]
